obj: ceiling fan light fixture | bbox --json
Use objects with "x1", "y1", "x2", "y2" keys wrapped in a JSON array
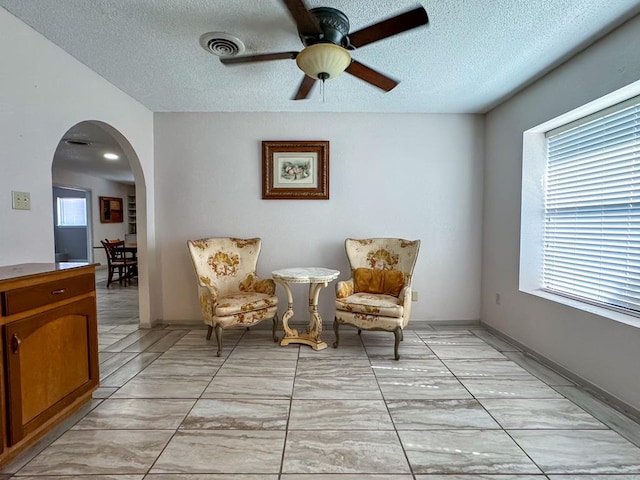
[{"x1": 295, "y1": 43, "x2": 351, "y2": 80}]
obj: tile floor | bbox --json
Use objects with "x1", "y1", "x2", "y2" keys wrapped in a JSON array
[{"x1": 2, "y1": 269, "x2": 640, "y2": 478}]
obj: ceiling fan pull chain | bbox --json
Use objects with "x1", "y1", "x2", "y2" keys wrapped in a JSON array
[{"x1": 321, "y1": 79, "x2": 325, "y2": 103}]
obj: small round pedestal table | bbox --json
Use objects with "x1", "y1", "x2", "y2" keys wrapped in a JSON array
[{"x1": 272, "y1": 267, "x2": 340, "y2": 351}]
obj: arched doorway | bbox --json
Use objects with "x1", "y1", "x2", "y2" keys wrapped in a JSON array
[{"x1": 51, "y1": 120, "x2": 149, "y2": 327}]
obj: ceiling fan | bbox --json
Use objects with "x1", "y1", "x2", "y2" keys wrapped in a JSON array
[{"x1": 219, "y1": 0, "x2": 429, "y2": 100}]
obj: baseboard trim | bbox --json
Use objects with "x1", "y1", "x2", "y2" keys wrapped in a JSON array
[{"x1": 481, "y1": 322, "x2": 640, "y2": 423}]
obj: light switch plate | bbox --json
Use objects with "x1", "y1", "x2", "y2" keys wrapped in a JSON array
[
  {"x1": 412, "y1": 291, "x2": 418, "y2": 302},
  {"x1": 12, "y1": 191, "x2": 31, "y2": 210}
]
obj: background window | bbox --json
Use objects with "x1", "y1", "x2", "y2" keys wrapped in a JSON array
[
  {"x1": 543, "y1": 96, "x2": 640, "y2": 315},
  {"x1": 56, "y1": 197, "x2": 87, "y2": 227}
]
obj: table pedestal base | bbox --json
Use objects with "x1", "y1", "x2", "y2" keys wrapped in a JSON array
[
  {"x1": 275, "y1": 280, "x2": 330, "y2": 351},
  {"x1": 280, "y1": 332, "x2": 328, "y2": 351}
]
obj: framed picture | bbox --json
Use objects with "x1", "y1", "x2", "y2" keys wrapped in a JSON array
[
  {"x1": 262, "y1": 140, "x2": 329, "y2": 199},
  {"x1": 99, "y1": 196, "x2": 124, "y2": 223}
]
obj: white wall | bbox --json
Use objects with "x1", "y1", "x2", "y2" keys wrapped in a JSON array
[
  {"x1": 0, "y1": 8, "x2": 159, "y2": 325},
  {"x1": 483, "y1": 14, "x2": 640, "y2": 410},
  {"x1": 155, "y1": 112, "x2": 484, "y2": 324},
  {"x1": 52, "y1": 167, "x2": 132, "y2": 266}
]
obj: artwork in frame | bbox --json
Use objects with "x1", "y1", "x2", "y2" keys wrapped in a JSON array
[
  {"x1": 99, "y1": 196, "x2": 124, "y2": 223},
  {"x1": 262, "y1": 140, "x2": 329, "y2": 200}
]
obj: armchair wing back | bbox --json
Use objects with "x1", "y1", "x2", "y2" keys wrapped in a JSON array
[
  {"x1": 187, "y1": 237, "x2": 279, "y2": 356},
  {"x1": 334, "y1": 238, "x2": 420, "y2": 360}
]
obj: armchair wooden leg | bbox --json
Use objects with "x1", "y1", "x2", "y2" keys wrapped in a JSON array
[
  {"x1": 332, "y1": 318, "x2": 340, "y2": 348},
  {"x1": 358, "y1": 329, "x2": 362, "y2": 335},
  {"x1": 393, "y1": 327, "x2": 402, "y2": 361},
  {"x1": 214, "y1": 325, "x2": 223, "y2": 357},
  {"x1": 206, "y1": 325, "x2": 213, "y2": 340},
  {"x1": 272, "y1": 313, "x2": 279, "y2": 342}
]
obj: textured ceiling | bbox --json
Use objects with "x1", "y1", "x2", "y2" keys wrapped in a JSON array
[{"x1": 3, "y1": 0, "x2": 640, "y2": 114}]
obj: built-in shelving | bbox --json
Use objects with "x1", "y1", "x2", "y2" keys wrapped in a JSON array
[{"x1": 127, "y1": 194, "x2": 136, "y2": 234}]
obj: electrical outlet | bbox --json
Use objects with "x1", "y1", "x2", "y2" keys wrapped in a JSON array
[
  {"x1": 412, "y1": 291, "x2": 418, "y2": 302},
  {"x1": 495, "y1": 293, "x2": 501, "y2": 305},
  {"x1": 12, "y1": 191, "x2": 31, "y2": 210}
]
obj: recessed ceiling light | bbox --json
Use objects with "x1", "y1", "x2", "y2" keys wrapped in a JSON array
[{"x1": 104, "y1": 153, "x2": 119, "y2": 160}]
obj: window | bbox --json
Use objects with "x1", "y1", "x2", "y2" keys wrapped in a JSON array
[
  {"x1": 542, "y1": 96, "x2": 640, "y2": 315},
  {"x1": 56, "y1": 197, "x2": 87, "y2": 227}
]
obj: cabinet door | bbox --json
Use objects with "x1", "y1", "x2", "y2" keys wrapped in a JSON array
[{"x1": 4, "y1": 297, "x2": 98, "y2": 445}]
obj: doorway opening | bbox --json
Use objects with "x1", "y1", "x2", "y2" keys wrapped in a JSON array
[
  {"x1": 51, "y1": 120, "x2": 149, "y2": 327},
  {"x1": 52, "y1": 186, "x2": 91, "y2": 262}
]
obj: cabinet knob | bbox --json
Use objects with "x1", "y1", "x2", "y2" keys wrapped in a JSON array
[
  {"x1": 51, "y1": 288, "x2": 67, "y2": 295},
  {"x1": 11, "y1": 334, "x2": 21, "y2": 354}
]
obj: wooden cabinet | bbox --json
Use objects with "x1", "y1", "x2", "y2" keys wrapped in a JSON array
[{"x1": 0, "y1": 263, "x2": 98, "y2": 464}]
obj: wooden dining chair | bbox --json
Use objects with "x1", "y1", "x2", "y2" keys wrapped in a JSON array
[{"x1": 100, "y1": 239, "x2": 137, "y2": 287}]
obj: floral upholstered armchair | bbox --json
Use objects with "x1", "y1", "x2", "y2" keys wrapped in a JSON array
[
  {"x1": 187, "y1": 237, "x2": 279, "y2": 356},
  {"x1": 334, "y1": 238, "x2": 420, "y2": 360}
]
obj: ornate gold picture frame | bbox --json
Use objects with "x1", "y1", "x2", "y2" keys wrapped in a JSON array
[{"x1": 262, "y1": 141, "x2": 329, "y2": 200}]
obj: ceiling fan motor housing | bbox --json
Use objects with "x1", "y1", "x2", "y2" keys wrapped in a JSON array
[{"x1": 300, "y1": 7, "x2": 350, "y2": 47}]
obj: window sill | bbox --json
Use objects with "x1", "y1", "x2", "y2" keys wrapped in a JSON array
[{"x1": 520, "y1": 287, "x2": 640, "y2": 330}]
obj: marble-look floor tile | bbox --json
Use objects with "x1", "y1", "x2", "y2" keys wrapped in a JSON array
[
  {"x1": 293, "y1": 374, "x2": 382, "y2": 399},
  {"x1": 399, "y1": 429, "x2": 542, "y2": 474},
  {"x1": 479, "y1": 398, "x2": 607, "y2": 429},
  {"x1": 283, "y1": 430, "x2": 410, "y2": 474},
  {"x1": 371, "y1": 359, "x2": 453, "y2": 377},
  {"x1": 429, "y1": 344, "x2": 507, "y2": 360},
  {"x1": 418, "y1": 333, "x2": 490, "y2": 346},
  {"x1": 504, "y1": 351, "x2": 575, "y2": 386},
  {"x1": 17, "y1": 430, "x2": 173, "y2": 475},
  {"x1": 298, "y1": 343, "x2": 368, "y2": 358},
  {"x1": 289, "y1": 399, "x2": 394, "y2": 430},
  {"x1": 144, "y1": 329, "x2": 190, "y2": 352},
  {"x1": 100, "y1": 330, "x2": 153, "y2": 352},
  {"x1": 15, "y1": 476, "x2": 143, "y2": 480},
  {"x1": 510, "y1": 429, "x2": 640, "y2": 474},
  {"x1": 546, "y1": 476, "x2": 640, "y2": 479},
  {"x1": 74, "y1": 399, "x2": 195, "y2": 430},
  {"x1": 101, "y1": 352, "x2": 161, "y2": 387},
  {"x1": 366, "y1": 345, "x2": 436, "y2": 359},
  {"x1": 121, "y1": 329, "x2": 175, "y2": 352},
  {"x1": 111, "y1": 375, "x2": 212, "y2": 398},
  {"x1": 282, "y1": 476, "x2": 413, "y2": 480},
  {"x1": 227, "y1": 345, "x2": 299, "y2": 361},
  {"x1": 469, "y1": 328, "x2": 522, "y2": 352},
  {"x1": 146, "y1": 475, "x2": 278, "y2": 479},
  {"x1": 414, "y1": 476, "x2": 543, "y2": 480},
  {"x1": 216, "y1": 359, "x2": 297, "y2": 377},
  {"x1": 362, "y1": 331, "x2": 425, "y2": 346},
  {"x1": 151, "y1": 430, "x2": 285, "y2": 474},
  {"x1": 556, "y1": 385, "x2": 640, "y2": 447},
  {"x1": 387, "y1": 399, "x2": 500, "y2": 429},
  {"x1": 180, "y1": 398, "x2": 290, "y2": 430},
  {"x1": 99, "y1": 352, "x2": 139, "y2": 380},
  {"x1": 0, "y1": 399, "x2": 103, "y2": 474},
  {"x1": 92, "y1": 387, "x2": 118, "y2": 399},
  {"x1": 378, "y1": 376, "x2": 472, "y2": 400},
  {"x1": 442, "y1": 359, "x2": 533, "y2": 377},
  {"x1": 460, "y1": 377, "x2": 563, "y2": 399},
  {"x1": 139, "y1": 357, "x2": 222, "y2": 377},
  {"x1": 202, "y1": 375, "x2": 294, "y2": 399},
  {"x1": 296, "y1": 357, "x2": 373, "y2": 376}
]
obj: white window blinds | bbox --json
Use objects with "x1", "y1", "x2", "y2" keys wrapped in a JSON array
[{"x1": 544, "y1": 97, "x2": 640, "y2": 315}]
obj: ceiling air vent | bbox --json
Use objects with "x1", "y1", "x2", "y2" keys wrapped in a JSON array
[{"x1": 200, "y1": 32, "x2": 245, "y2": 57}]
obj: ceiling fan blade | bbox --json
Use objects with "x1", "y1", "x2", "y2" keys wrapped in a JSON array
[
  {"x1": 293, "y1": 75, "x2": 317, "y2": 100},
  {"x1": 345, "y1": 60, "x2": 398, "y2": 92},
  {"x1": 348, "y1": 6, "x2": 429, "y2": 49},
  {"x1": 281, "y1": 0, "x2": 322, "y2": 36},
  {"x1": 220, "y1": 51, "x2": 298, "y2": 65}
]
